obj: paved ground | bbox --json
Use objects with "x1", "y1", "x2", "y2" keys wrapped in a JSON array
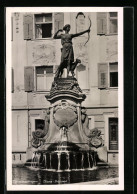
[{"x1": 72, "y1": 177, "x2": 119, "y2": 185}]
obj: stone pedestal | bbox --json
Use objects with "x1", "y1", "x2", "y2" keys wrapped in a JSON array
[{"x1": 30, "y1": 77, "x2": 103, "y2": 153}]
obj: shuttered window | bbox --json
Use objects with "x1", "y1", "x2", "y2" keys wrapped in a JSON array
[
  {"x1": 109, "y1": 118, "x2": 118, "y2": 150},
  {"x1": 35, "y1": 12, "x2": 64, "y2": 39},
  {"x1": 97, "y1": 12, "x2": 107, "y2": 35},
  {"x1": 109, "y1": 12, "x2": 118, "y2": 34},
  {"x1": 97, "y1": 12, "x2": 118, "y2": 35},
  {"x1": 36, "y1": 66, "x2": 53, "y2": 91},
  {"x1": 98, "y1": 63, "x2": 108, "y2": 89},
  {"x1": 23, "y1": 14, "x2": 33, "y2": 40},
  {"x1": 24, "y1": 66, "x2": 34, "y2": 92},
  {"x1": 35, "y1": 13, "x2": 52, "y2": 38},
  {"x1": 23, "y1": 13, "x2": 64, "y2": 39}
]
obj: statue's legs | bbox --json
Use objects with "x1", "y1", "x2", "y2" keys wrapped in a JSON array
[
  {"x1": 67, "y1": 60, "x2": 71, "y2": 77},
  {"x1": 55, "y1": 62, "x2": 64, "y2": 78}
]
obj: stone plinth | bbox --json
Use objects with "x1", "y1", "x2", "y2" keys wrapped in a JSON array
[{"x1": 46, "y1": 77, "x2": 86, "y2": 104}]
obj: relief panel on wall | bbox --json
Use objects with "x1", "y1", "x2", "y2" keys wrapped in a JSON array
[{"x1": 28, "y1": 41, "x2": 56, "y2": 66}]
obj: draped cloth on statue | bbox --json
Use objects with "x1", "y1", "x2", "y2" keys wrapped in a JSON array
[{"x1": 61, "y1": 34, "x2": 74, "y2": 63}]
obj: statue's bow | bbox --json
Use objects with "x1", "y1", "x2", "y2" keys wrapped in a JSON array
[{"x1": 84, "y1": 16, "x2": 92, "y2": 46}]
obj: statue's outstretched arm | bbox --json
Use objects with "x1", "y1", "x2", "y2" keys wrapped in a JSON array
[
  {"x1": 53, "y1": 29, "x2": 63, "y2": 39},
  {"x1": 71, "y1": 28, "x2": 90, "y2": 38}
]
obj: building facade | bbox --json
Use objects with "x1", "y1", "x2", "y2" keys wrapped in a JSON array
[{"x1": 12, "y1": 12, "x2": 118, "y2": 165}]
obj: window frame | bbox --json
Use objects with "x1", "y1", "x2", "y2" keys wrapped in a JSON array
[
  {"x1": 109, "y1": 62, "x2": 118, "y2": 89},
  {"x1": 108, "y1": 117, "x2": 118, "y2": 151},
  {"x1": 34, "y1": 13, "x2": 54, "y2": 40},
  {"x1": 35, "y1": 65, "x2": 54, "y2": 92},
  {"x1": 104, "y1": 114, "x2": 118, "y2": 152},
  {"x1": 97, "y1": 12, "x2": 118, "y2": 36},
  {"x1": 98, "y1": 62, "x2": 118, "y2": 90},
  {"x1": 107, "y1": 12, "x2": 118, "y2": 35}
]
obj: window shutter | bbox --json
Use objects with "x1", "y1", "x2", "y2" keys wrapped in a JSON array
[
  {"x1": 97, "y1": 13, "x2": 107, "y2": 35},
  {"x1": 98, "y1": 63, "x2": 108, "y2": 89},
  {"x1": 54, "y1": 13, "x2": 64, "y2": 33},
  {"x1": 11, "y1": 68, "x2": 14, "y2": 93},
  {"x1": 23, "y1": 14, "x2": 33, "y2": 40},
  {"x1": 24, "y1": 66, "x2": 34, "y2": 92}
]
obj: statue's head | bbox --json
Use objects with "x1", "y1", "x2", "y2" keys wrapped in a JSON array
[{"x1": 63, "y1": 24, "x2": 71, "y2": 32}]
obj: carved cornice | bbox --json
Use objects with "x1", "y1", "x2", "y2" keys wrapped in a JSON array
[{"x1": 46, "y1": 77, "x2": 86, "y2": 103}]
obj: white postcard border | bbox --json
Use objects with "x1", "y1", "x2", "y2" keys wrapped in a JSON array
[{"x1": 6, "y1": 7, "x2": 124, "y2": 191}]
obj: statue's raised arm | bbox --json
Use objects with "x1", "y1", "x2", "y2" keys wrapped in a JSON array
[
  {"x1": 53, "y1": 29, "x2": 63, "y2": 39},
  {"x1": 54, "y1": 24, "x2": 91, "y2": 78}
]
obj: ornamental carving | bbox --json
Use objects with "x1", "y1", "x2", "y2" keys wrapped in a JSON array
[
  {"x1": 89, "y1": 128, "x2": 104, "y2": 148},
  {"x1": 81, "y1": 107, "x2": 103, "y2": 148},
  {"x1": 50, "y1": 77, "x2": 82, "y2": 94},
  {"x1": 53, "y1": 101, "x2": 78, "y2": 129},
  {"x1": 31, "y1": 109, "x2": 50, "y2": 148}
]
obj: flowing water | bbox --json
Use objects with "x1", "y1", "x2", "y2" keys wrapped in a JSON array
[{"x1": 12, "y1": 166, "x2": 118, "y2": 185}]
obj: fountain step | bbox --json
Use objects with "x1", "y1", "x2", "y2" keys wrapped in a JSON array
[
  {"x1": 97, "y1": 162, "x2": 109, "y2": 166},
  {"x1": 25, "y1": 162, "x2": 39, "y2": 166}
]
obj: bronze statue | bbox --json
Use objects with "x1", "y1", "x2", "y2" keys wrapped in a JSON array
[
  {"x1": 53, "y1": 24, "x2": 90, "y2": 78},
  {"x1": 57, "y1": 58, "x2": 81, "y2": 78}
]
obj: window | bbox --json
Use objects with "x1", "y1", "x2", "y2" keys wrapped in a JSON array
[
  {"x1": 98, "y1": 63, "x2": 108, "y2": 89},
  {"x1": 35, "y1": 14, "x2": 53, "y2": 38},
  {"x1": 98, "y1": 62, "x2": 118, "y2": 89},
  {"x1": 35, "y1": 119, "x2": 45, "y2": 130},
  {"x1": 97, "y1": 12, "x2": 118, "y2": 35},
  {"x1": 36, "y1": 66, "x2": 53, "y2": 91},
  {"x1": 109, "y1": 12, "x2": 118, "y2": 34},
  {"x1": 109, "y1": 62, "x2": 118, "y2": 87},
  {"x1": 109, "y1": 118, "x2": 118, "y2": 150},
  {"x1": 23, "y1": 13, "x2": 64, "y2": 40}
]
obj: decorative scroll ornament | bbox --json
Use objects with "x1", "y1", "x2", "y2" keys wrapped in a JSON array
[
  {"x1": 89, "y1": 128, "x2": 104, "y2": 148},
  {"x1": 31, "y1": 109, "x2": 50, "y2": 148},
  {"x1": 84, "y1": 16, "x2": 92, "y2": 46},
  {"x1": 81, "y1": 107, "x2": 103, "y2": 148}
]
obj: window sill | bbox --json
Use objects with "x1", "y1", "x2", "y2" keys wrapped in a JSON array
[
  {"x1": 33, "y1": 37, "x2": 53, "y2": 40},
  {"x1": 107, "y1": 150, "x2": 118, "y2": 153},
  {"x1": 99, "y1": 87, "x2": 118, "y2": 90},
  {"x1": 97, "y1": 33, "x2": 118, "y2": 36},
  {"x1": 109, "y1": 87, "x2": 118, "y2": 90},
  {"x1": 105, "y1": 33, "x2": 118, "y2": 36},
  {"x1": 33, "y1": 90, "x2": 50, "y2": 94}
]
